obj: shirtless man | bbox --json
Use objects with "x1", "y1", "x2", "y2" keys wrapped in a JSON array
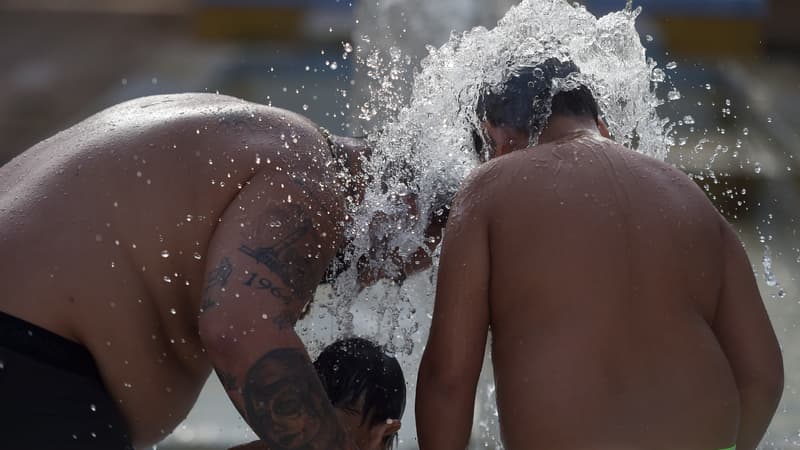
[
  {"x1": 416, "y1": 59, "x2": 784, "y2": 450},
  {"x1": 0, "y1": 93, "x2": 427, "y2": 450}
]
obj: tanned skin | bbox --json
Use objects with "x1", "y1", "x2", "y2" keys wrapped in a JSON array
[
  {"x1": 0, "y1": 93, "x2": 361, "y2": 449},
  {"x1": 417, "y1": 115, "x2": 783, "y2": 450}
]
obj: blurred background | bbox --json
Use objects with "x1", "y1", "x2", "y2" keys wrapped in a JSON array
[{"x1": 0, "y1": 0, "x2": 797, "y2": 448}]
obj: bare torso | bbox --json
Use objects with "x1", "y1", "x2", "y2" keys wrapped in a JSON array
[
  {"x1": 485, "y1": 133, "x2": 739, "y2": 449},
  {"x1": 0, "y1": 93, "x2": 342, "y2": 446}
]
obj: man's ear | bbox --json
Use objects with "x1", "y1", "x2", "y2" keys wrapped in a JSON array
[
  {"x1": 366, "y1": 419, "x2": 402, "y2": 449},
  {"x1": 597, "y1": 117, "x2": 611, "y2": 139}
]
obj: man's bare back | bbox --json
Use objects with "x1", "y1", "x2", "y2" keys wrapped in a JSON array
[
  {"x1": 0, "y1": 93, "x2": 347, "y2": 446},
  {"x1": 488, "y1": 134, "x2": 739, "y2": 448},
  {"x1": 419, "y1": 133, "x2": 783, "y2": 450},
  {"x1": 418, "y1": 59, "x2": 782, "y2": 450}
]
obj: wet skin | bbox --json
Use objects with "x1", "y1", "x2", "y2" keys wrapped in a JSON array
[
  {"x1": 0, "y1": 93, "x2": 356, "y2": 448},
  {"x1": 417, "y1": 129, "x2": 783, "y2": 449}
]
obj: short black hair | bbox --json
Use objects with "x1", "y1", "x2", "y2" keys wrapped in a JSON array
[
  {"x1": 314, "y1": 337, "x2": 406, "y2": 449},
  {"x1": 475, "y1": 58, "x2": 599, "y2": 152}
]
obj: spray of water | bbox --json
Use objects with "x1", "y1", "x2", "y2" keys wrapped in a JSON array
[
  {"x1": 338, "y1": 0, "x2": 669, "y2": 302},
  {"x1": 300, "y1": 0, "x2": 671, "y2": 445}
]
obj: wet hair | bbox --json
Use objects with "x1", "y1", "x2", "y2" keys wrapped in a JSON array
[
  {"x1": 314, "y1": 337, "x2": 406, "y2": 449},
  {"x1": 474, "y1": 58, "x2": 599, "y2": 156}
]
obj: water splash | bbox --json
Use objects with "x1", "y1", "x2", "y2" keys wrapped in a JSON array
[
  {"x1": 301, "y1": 0, "x2": 670, "y2": 445},
  {"x1": 340, "y1": 0, "x2": 668, "y2": 298}
]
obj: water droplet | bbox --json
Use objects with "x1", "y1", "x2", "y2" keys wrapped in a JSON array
[
  {"x1": 170, "y1": 308, "x2": 177, "y2": 315},
  {"x1": 262, "y1": 314, "x2": 269, "y2": 320},
  {"x1": 343, "y1": 42, "x2": 353, "y2": 53},
  {"x1": 163, "y1": 275, "x2": 172, "y2": 283},
  {"x1": 185, "y1": 214, "x2": 193, "y2": 222},
  {"x1": 136, "y1": 171, "x2": 142, "y2": 178},
  {"x1": 651, "y1": 68, "x2": 665, "y2": 83},
  {"x1": 762, "y1": 247, "x2": 778, "y2": 287},
  {"x1": 90, "y1": 404, "x2": 97, "y2": 412},
  {"x1": 767, "y1": 117, "x2": 773, "y2": 124},
  {"x1": 161, "y1": 250, "x2": 170, "y2": 258},
  {"x1": 124, "y1": 382, "x2": 133, "y2": 389},
  {"x1": 754, "y1": 162, "x2": 762, "y2": 174},
  {"x1": 743, "y1": 127, "x2": 750, "y2": 136},
  {"x1": 193, "y1": 252, "x2": 202, "y2": 260},
  {"x1": 645, "y1": 34, "x2": 653, "y2": 42},
  {"x1": 667, "y1": 90, "x2": 681, "y2": 101},
  {"x1": 302, "y1": 104, "x2": 309, "y2": 111},
  {"x1": 330, "y1": 61, "x2": 339, "y2": 70},
  {"x1": 682, "y1": 115, "x2": 695, "y2": 125},
  {"x1": 665, "y1": 61, "x2": 677, "y2": 70}
]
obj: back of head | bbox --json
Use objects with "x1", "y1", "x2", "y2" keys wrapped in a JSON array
[
  {"x1": 314, "y1": 337, "x2": 406, "y2": 448},
  {"x1": 475, "y1": 58, "x2": 599, "y2": 153}
]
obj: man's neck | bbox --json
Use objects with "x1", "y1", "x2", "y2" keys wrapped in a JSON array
[{"x1": 538, "y1": 115, "x2": 600, "y2": 144}]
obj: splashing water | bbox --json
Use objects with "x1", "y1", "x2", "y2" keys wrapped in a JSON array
[
  {"x1": 301, "y1": 0, "x2": 670, "y2": 446},
  {"x1": 333, "y1": 0, "x2": 668, "y2": 318}
]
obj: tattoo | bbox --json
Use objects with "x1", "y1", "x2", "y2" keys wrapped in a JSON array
[
  {"x1": 243, "y1": 349, "x2": 345, "y2": 450},
  {"x1": 200, "y1": 257, "x2": 233, "y2": 313},
  {"x1": 216, "y1": 368, "x2": 238, "y2": 392},
  {"x1": 241, "y1": 272, "x2": 295, "y2": 305},
  {"x1": 238, "y1": 216, "x2": 312, "y2": 290}
]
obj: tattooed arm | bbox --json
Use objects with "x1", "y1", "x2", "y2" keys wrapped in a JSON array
[{"x1": 198, "y1": 168, "x2": 354, "y2": 450}]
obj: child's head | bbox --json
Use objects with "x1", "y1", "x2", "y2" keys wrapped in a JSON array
[{"x1": 314, "y1": 338, "x2": 406, "y2": 450}]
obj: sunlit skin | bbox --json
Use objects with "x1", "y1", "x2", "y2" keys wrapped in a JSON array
[
  {"x1": 417, "y1": 114, "x2": 783, "y2": 450},
  {"x1": 0, "y1": 93, "x2": 389, "y2": 448}
]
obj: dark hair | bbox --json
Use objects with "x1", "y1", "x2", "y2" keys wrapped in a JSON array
[
  {"x1": 314, "y1": 337, "x2": 406, "y2": 449},
  {"x1": 474, "y1": 58, "x2": 599, "y2": 154}
]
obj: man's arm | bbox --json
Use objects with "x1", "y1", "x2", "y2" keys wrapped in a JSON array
[
  {"x1": 198, "y1": 170, "x2": 354, "y2": 450},
  {"x1": 416, "y1": 173, "x2": 491, "y2": 450},
  {"x1": 713, "y1": 221, "x2": 784, "y2": 450}
]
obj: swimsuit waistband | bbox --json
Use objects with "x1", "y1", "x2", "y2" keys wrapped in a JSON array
[{"x1": 0, "y1": 310, "x2": 103, "y2": 383}]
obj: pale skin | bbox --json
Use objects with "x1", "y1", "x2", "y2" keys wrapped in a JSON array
[
  {"x1": 0, "y1": 93, "x2": 386, "y2": 449},
  {"x1": 416, "y1": 114, "x2": 784, "y2": 449}
]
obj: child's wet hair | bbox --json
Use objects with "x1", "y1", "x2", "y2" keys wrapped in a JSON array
[{"x1": 314, "y1": 337, "x2": 406, "y2": 449}]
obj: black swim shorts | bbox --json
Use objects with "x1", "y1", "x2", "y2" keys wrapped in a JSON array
[{"x1": 0, "y1": 310, "x2": 134, "y2": 450}]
